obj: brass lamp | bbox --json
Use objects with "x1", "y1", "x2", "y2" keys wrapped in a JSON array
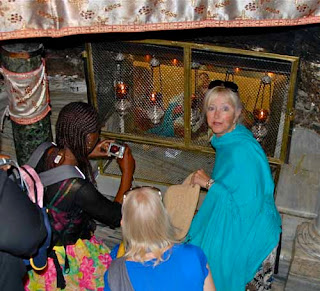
[
  {"x1": 147, "y1": 56, "x2": 164, "y2": 124},
  {"x1": 251, "y1": 75, "x2": 272, "y2": 143}
]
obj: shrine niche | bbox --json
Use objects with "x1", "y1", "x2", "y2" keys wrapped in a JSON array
[{"x1": 84, "y1": 40, "x2": 298, "y2": 185}]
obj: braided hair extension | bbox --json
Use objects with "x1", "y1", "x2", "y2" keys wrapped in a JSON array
[{"x1": 55, "y1": 102, "x2": 100, "y2": 182}]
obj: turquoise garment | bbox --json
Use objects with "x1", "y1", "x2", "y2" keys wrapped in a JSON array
[
  {"x1": 187, "y1": 124, "x2": 281, "y2": 291},
  {"x1": 148, "y1": 94, "x2": 183, "y2": 137}
]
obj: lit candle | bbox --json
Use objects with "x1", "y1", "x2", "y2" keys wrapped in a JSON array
[
  {"x1": 116, "y1": 82, "x2": 128, "y2": 99},
  {"x1": 150, "y1": 92, "x2": 157, "y2": 104},
  {"x1": 259, "y1": 110, "x2": 264, "y2": 119},
  {"x1": 253, "y1": 109, "x2": 269, "y2": 123}
]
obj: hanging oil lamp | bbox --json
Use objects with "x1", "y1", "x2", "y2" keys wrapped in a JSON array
[
  {"x1": 114, "y1": 52, "x2": 131, "y2": 132},
  {"x1": 114, "y1": 52, "x2": 130, "y2": 110},
  {"x1": 225, "y1": 69, "x2": 235, "y2": 82},
  {"x1": 147, "y1": 56, "x2": 164, "y2": 124},
  {"x1": 147, "y1": 91, "x2": 164, "y2": 124},
  {"x1": 251, "y1": 74, "x2": 272, "y2": 143}
]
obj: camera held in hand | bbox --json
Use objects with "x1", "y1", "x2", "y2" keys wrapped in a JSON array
[{"x1": 107, "y1": 142, "x2": 125, "y2": 159}]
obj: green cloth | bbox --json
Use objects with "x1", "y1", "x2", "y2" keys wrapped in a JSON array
[{"x1": 187, "y1": 124, "x2": 281, "y2": 291}]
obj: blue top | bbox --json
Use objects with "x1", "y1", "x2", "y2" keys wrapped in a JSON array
[
  {"x1": 104, "y1": 243, "x2": 209, "y2": 291},
  {"x1": 187, "y1": 124, "x2": 282, "y2": 291}
]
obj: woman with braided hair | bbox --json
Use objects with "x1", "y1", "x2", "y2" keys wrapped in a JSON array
[{"x1": 25, "y1": 102, "x2": 135, "y2": 291}]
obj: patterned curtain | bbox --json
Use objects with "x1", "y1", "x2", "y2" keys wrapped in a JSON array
[{"x1": 0, "y1": 0, "x2": 319, "y2": 40}]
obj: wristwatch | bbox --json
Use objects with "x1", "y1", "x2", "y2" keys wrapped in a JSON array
[{"x1": 205, "y1": 178, "x2": 215, "y2": 190}]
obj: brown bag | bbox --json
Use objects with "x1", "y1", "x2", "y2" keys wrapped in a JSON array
[{"x1": 163, "y1": 173, "x2": 200, "y2": 240}]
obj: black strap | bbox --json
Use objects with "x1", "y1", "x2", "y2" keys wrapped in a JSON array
[
  {"x1": 64, "y1": 246, "x2": 70, "y2": 274},
  {"x1": 50, "y1": 250, "x2": 66, "y2": 289},
  {"x1": 108, "y1": 257, "x2": 134, "y2": 291}
]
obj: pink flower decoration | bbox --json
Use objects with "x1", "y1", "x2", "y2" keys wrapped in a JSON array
[
  {"x1": 44, "y1": 259, "x2": 58, "y2": 287},
  {"x1": 99, "y1": 253, "x2": 112, "y2": 268},
  {"x1": 79, "y1": 257, "x2": 95, "y2": 289},
  {"x1": 67, "y1": 245, "x2": 76, "y2": 258}
]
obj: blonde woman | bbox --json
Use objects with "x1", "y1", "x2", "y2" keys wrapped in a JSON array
[
  {"x1": 104, "y1": 186, "x2": 215, "y2": 291},
  {"x1": 188, "y1": 81, "x2": 281, "y2": 291}
]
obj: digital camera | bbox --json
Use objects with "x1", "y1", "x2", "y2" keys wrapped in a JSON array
[{"x1": 107, "y1": 142, "x2": 125, "y2": 159}]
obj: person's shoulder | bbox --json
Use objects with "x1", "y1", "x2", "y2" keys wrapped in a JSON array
[
  {"x1": 174, "y1": 243, "x2": 205, "y2": 256},
  {"x1": 173, "y1": 244, "x2": 208, "y2": 267}
]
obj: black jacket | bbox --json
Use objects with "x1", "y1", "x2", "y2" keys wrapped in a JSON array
[{"x1": 0, "y1": 170, "x2": 47, "y2": 290}]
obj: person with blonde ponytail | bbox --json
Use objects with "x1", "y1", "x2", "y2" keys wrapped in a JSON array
[{"x1": 104, "y1": 186, "x2": 215, "y2": 291}]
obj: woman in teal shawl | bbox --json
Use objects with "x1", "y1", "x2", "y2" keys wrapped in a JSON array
[{"x1": 187, "y1": 82, "x2": 282, "y2": 291}]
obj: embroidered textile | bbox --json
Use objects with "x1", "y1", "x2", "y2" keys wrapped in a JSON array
[
  {"x1": 0, "y1": 60, "x2": 50, "y2": 125},
  {"x1": 0, "y1": 1, "x2": 320, "y2": 40}
]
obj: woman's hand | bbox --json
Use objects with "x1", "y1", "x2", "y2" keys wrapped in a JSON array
[
  {"x1": 117, "y1": 145, "x2": 135, "y2": 175},
  {"x1": 88, "y1": 139, "x2": 114, "y2": 159},
  {"x1": 114, "y1": 145, "x2": 135, "y2": 203},
  {"x1": 0, "y1": 154, "x2": 11, "y2": 171},
  {"x1": 191, "y1": 169, "x2": 210, "y2": 189}
]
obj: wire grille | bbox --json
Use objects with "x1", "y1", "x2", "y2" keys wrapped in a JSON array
[
  {"x1": 190, "y1": 49, "x2": 292, "y2": 158},
  {"x1": 101, "y1": 142, "x2": 279, "y2": 186},
  {"x1": 102, "y1": 142, "x2": 215, "y2": 185},
  {"x1": 88, "y1": 40, "x2": 297, "y2": 185},
  {"x1": 91, "y1": 42, "x2": 185, "y2": 143}
]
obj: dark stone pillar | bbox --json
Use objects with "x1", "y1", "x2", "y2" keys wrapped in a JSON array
[{"x1": 1, "y1": 43, "x2": 52, "y2": 165}]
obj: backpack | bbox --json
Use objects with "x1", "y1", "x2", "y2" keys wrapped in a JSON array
[{"x1": 3, "y1": 142, "x2": 85, "y2": 271}]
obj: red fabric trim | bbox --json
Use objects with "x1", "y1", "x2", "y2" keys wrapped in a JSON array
[{"x1": 0, "y1": 16, "x2": 319, "y2": 40}]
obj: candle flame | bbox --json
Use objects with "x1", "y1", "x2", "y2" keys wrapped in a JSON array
[
  {"x1": 116, "y1": 82, "x2": 127, "y2": 98},
  {"x1": 151, "y1": 92, "x2": 157, "y2": 102}
]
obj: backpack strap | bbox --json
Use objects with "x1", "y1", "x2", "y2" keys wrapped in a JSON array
[
  {"x1": 27, "y1": 141, "x2": 54, "y2": 168},
  {"x1": 39, "y1": 165, "x2": 85, "y2": 187},
  {"x1": 108, "y1": 256, "x2": 134, "y2": 291}
]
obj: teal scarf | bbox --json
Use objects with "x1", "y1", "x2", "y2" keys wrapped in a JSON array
[{"x1": 187, "y1": 124, "x2": 281, "y2": 291}]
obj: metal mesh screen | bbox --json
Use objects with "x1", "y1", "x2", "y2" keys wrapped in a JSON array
[
  {"x1": 191, "y1": 49, "x2": 292, "y2": 159},
  {"x1": 102, "y1": 142, "x2": 215, "y2": 185},
  {"x1": 91, "y1": 42, "x2": 185, "y2": 143},
  {"x1": 101, "y1": 142, "x2": 279, "y2": 185},
  {"x1": 88, "y1": 40, "x2": 297, "y2": 185}
]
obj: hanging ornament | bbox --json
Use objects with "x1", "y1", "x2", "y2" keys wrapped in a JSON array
[
  {"x1": 147, "y1": 56, "x2": 164, "y2": 124},
  {"x1": 225, "y1": 69, "x2": 235, "y2": 82},
  {"x1": 114, "y1": 52, "x2": 131, "y2": 133},
  {"x1": 251, "y1": 74, "x2": 272, "y2": 143}
]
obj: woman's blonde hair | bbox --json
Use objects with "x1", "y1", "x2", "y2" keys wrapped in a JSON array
[
  {"x1": 121, "y1": 187, "x2": 177, "y2": 265},
  {"x1": 203, "y1": 86, "x2": 243, "y2": 123}
]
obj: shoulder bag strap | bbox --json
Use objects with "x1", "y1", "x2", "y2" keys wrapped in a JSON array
[
  {"x1": 27, "y1": 141, "x2": 54, "y2": 168},
  {"x1": 108, "y1": 257, "x2": 134, "y2": 291},
  {"x1": 39, "y1": 165, "x2": 85, "y2": 187}
]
